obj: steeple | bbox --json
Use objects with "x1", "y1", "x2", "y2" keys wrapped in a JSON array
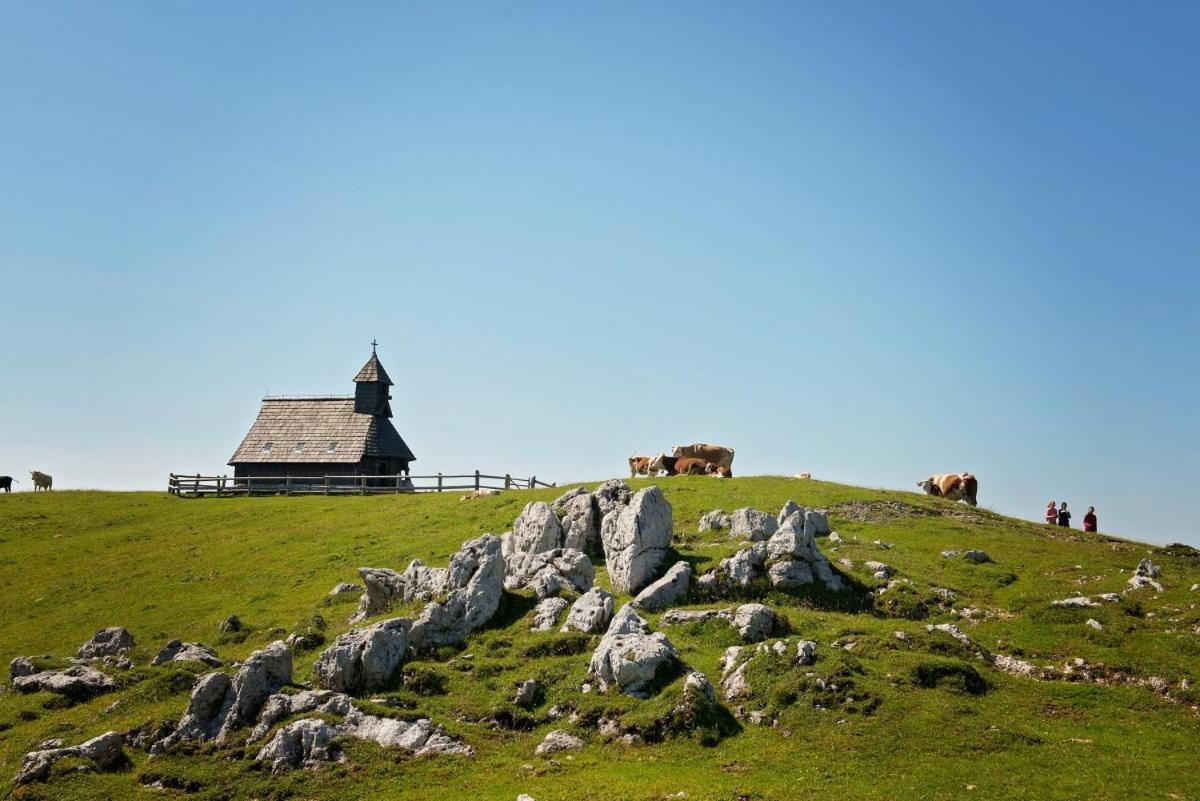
[{"x1": 353, "y1": 342, "x2": 393, "y2": 417}]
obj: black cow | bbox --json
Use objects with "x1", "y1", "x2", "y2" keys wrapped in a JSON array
[{"x1": 0, "y1": 476, "x2": 13, "y2": 493}]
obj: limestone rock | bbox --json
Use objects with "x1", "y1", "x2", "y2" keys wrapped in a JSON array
[
  {"x1": 633, "y1": 561, "x2": 691, "y2": 612},
  {"x1": 249, "y1": 690, "x2": 352, "y2": 742},
  {"x1": 151, "y1": 640, "x2": 222, "y2": 668},
  {"x1": 589, "y1": 606, "x2": 680, "y2": 697},
  {"x1": 1052, "y1": 596, "x2": 1098, "y2": 609},
  {"x1": 719, "y1": 646, "x2": 750, "y2": 700},
  {"x1": 513, "y1": 679, "x2": 539, "y2": 709},
  {"x1": 864, "y1": 560, "x2": 893, "y2": 580},
  {"x1": 561, "y1": 588, "x2": 614, "y2": 634},
  {"x1": 729, "y1": 508, "x2": 777, "y2": 541},
  {"x1": 339, "y1": 707, "x2": 474, "y2": 756},
  {"x1": 698, "y1": 510, "x2": 731, "y2": 532},
  {"x1": 963, "y1": 550, "x2": 991, "y2": 564},
  {"x1": 592, "y1": 479, "x2": 632, "y2": 519},
  {"x1": 777, "y1": 500, "x2": 802, "y2": 527},
  {"x1": 13, "y1": 731, "x2": 124, "y2": 787},
  {"x1": 352, "y1": 561, "x2": 448, "y2": 623},
  {"x1": 512, "y1": 502, "x2": 563, "y2": 555},
  {"x1": 602, "y1": 487, "x2": 673, "y2": 595},
  {"x1": 733, "y1": 604, "x2": 777, "y2": 642},
  {"x1": 329, "y1": 582, "x2": 363, "y2": 597},
  {"x1": 9, "y1": 656, "x2": 37, "y2": 680},
  {"x1": 553, "y1": 488, "x2": 600, "y2": 554},
  {"x1": 13, "y1": 665, "x2": 116, "y2": 700},
  {"x1": 410, "y1": 534, "x2": 504, "y2": 649},
  {"x1": 151, "y1": 641, "x2": 291, "y2": 752},
  {"x1": 1128, "y1": 559, "x2": 1164, "y2": 592},
  {"x1": 531, "y1": 597, "x2": 570, "y2": 632},
  {"x1": 659, "y1": 608, "x2": 734, "y2": 626},
  {"x1": 77, "y1": 627, "x2": 134, "y2": 660},
  {"x1": 315, "y1": 618, "x2": 411, "y2": 694},
  {"x1": 505, "y1": 548, "x2": 594, "y2": 599},
  {"x1": 535, "y1": 729, "x2": 584, "y2": 755},
  {"x1": 795, "y1": 640, "x2": 817, "y2": 666},
  {"x1": 255, "y1": 718, "x2": 337, "y2": 772}
]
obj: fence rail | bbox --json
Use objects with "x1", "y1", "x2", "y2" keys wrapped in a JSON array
[{"x1": 167, "y1": 471, "x2": 555, "y2": 498}]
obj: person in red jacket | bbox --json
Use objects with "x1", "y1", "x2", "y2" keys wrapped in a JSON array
[
  {"x1": 1045, "y1": 501, "x2": 1058, "y2": 526},
  {"x1": 1082, "y1": 506, "x2": 1097, "y2": 532}
]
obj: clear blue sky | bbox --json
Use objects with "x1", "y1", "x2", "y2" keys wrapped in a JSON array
[{"x1": 1, "y1": 2, "x2": 1197, "y2": 544}]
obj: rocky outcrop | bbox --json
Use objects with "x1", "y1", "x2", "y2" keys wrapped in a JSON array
[
  {"x1": 351, "y1": 561, "x2": 448, "y2": 623},
  {"x1": 410, "y1": 534, "x2": 504, "y2": 649},
  {"x1": 1127, "y1": 559, "x2": 1163, "y2": 592},
  {"x1": 698, "y1": 510, "x2": 731, "y2": 532},
  {"x1": 531, "y1": 597, "x2": 570, "y2": 632},
  {"x1": 512, "y1": 502, "x2": 564, "y2": 554},
  {"x1": 513, "y1": 679, "x2": 539, "y2": 709},
  {"x1": 632, "y1": 561, "x2": 691, "y2": 612},
  {"x1": 659, "y1": 608, "x2": 734, "y2": 626},
  {"x1": 592, "y1": 479, "x2": 632, "y2": 519},
  {"x1": 719, "y1": 638, "x2": 819, "y2": 702},
  {"x1": 535, "y1": 729, "x2": 584, "y2": 755},
  {"x1": 329, "y1": 582, "x2": 363, "y2": 597},
  {"x1": 255, "y1": 707, "x2": 472, "y2": 772},
  {"x1": 729, "y1": 508, "x2": 777, "y2": 541},
  {"x1": 733, "y1": 604, "x2": 777, "y2": 642},
  {"x1": 255, "y1": 718, "x2": 337, "y2": 772},
  {"x1": 601, "y1": 487, "x2": 673, "y2": 595},
  {"x1": 77, "y1": 627, "x2": 134, "y2": 660},
  {"x1": 151, "y1": 641, "x2": 292, "y2": 752},
  {"x1": 863, "y1": 560, "x2": 893, "y2": 580},
  {"x1": 13, "y1": 731, "x2": 124, "y2": 786},
  {"x1": 963, "y1": 550, "x2": 991, "y2": 564},
  {"x1": 9, "y1": 656, "x2": 37, "y2": 680},
  {"x1": 151, "y1": 640, "x2": 222, "y2": 667},
  {"x1": 13, "y1": 665, "x2": 116, "y2": 700},
  {"x1": 700, "y1": 510, "x2": 843, "y2": 596},
  {"x1": 505, "y1": 548, "x2": 594, "y2": 599},
  {"x1": 553, "y1": 487, "x2": 600, "y2": 554},
  {"x1": 1052, "y1": 596, "x2": 1099, "y2": 609},
  {"x1": 588, "y1": 605, "x2": 681, "y2": 698},
  {"x1": 314, "y1": 618, "x2": 411, "y2": 694},
  {"x1": 561, "y1": 588, "x2": 614, "y2": 634},
  {"x1": 248, "y1": 689, "x2": 352, "y2": 742}
]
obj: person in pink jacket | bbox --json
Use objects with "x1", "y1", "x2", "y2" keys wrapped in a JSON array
[{"x1": 1045, "y1": 501, "x2": 1058, "y2": 526}]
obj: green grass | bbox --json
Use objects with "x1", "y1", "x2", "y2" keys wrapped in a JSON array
[{"x1": 1, "y1": 477, "x2": 1198, "y2": 800}]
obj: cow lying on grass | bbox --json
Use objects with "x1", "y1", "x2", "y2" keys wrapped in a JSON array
[
  {"x1": 648, "y1": 454, "x2": 732, "y2": 478},
  {"x1": 918, "y1": 472, "x2": 978, "y2": 506}
]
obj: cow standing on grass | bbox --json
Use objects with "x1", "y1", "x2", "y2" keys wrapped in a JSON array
[
  {"x1": 628, "y1": 455, "x2": 653, "y2": 477},
  {"x1": 0, "y1": 476, "x2": 14, "y2": 492},
  {"x1": 917, "y1": 472, "x2": 978, "y2": 506},
  {"x1": 30, "y1": 471, "x2": 52, "y2": 492},
  {"x1": 671, "y1": 443, "x2": 735, "y2": 470}
]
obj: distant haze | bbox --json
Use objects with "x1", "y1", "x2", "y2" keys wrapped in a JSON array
[{"x1": 0, "y1": 3, "x2": 1196, "y2": 545}]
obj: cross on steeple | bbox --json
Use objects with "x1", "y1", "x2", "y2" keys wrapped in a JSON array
[{"x1": 371, "y1": 338, "x2": 378, "y2": 354}]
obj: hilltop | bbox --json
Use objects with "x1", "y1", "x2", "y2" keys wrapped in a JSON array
[{"x1": 0, "y1": 477, "x2": 1198, "y2": 801}]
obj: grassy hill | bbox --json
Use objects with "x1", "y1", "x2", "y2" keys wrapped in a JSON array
[{"x1": 1, "y1": 477, "x2": 1198, "y2": 800}]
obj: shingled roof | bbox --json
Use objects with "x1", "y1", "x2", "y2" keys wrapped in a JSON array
[
  {"x1": 353, "y1": 353, "x2": 392, "y2": 386},
  {"x1": 228, "y1": 397, "x2": 416, "y2": 465}
]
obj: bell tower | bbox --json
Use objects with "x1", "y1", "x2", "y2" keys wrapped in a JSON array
[{"x1": 353, "y1": 340, "x2": 393, "y2": 417}]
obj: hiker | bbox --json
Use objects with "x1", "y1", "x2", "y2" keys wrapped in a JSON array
[
  {"x1": 1057, "y1": 501, "x2": 1071, "y2": 527},
  {"x1": 1044, "y1": 501, "x2": 1058, "y2": 526},
  {"x1": 1082, "y1": 506, "x2": 1097, "y2": 532}
]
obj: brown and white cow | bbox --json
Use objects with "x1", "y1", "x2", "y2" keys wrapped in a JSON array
[
  {"x1": 917, "y1": 472, "x2": 978, "y2": 506},
  {"x1": 628, "y1": 455, "x2": 653, "y2": 477},
  {"x1": 30, "y1": 471, "x2": 52, "y2": 492},
  {"x1": 671, "y1": 443, "x2": 734, "y2": 470},
  {"x1": 648, "y1": 453, "x2": 678, "y2": 476},
  {"x1": 674, "y1": 457, "x2": 715, "y2": 476}
]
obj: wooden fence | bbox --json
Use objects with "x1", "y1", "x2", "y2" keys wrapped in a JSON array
[{"x1": 167, "y1": 471, "x2": 556, "y2": 498}]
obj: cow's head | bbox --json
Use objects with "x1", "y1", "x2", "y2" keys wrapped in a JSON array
[
  {"x1": 917, "y1": 478, "x2": 937, "y2": 495},
  {"x1": 648, "y1": 453, "x2": 666, "y2": 473}
]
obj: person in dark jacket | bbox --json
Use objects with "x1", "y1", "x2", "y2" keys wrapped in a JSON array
[
  {"x1": 1082, "y1": 507, "x2": 1097, "y2": 532},
  {"x1": 1057, "y1": 501, "x2": 1071, "y2": 527}
]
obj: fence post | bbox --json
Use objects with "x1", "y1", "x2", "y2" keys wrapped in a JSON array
[
  {"x1": 437, "y1": 472, "x2": 443, "y2": 492},
  {"x1": 324, "y1": 475, "x2": 329, "y2": 496},
  {"x1": 505, "y1": 473, "x2": 511, "y2": 489},
  {"x1": 396, "y1": 473, "x2": 401, "y2": 493},
  {"x1": 194, "y1": 474, "x2": 200, "y2": 495},
  {"x1": 474, "y1": 470, "x2": 480, "y2": 491},
  {"x1": 530, "y1": 475, "x2": 536, "y2": 489},
  {"x1": 285, "y1": 475, "x2": 291, "y2": 496}
]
